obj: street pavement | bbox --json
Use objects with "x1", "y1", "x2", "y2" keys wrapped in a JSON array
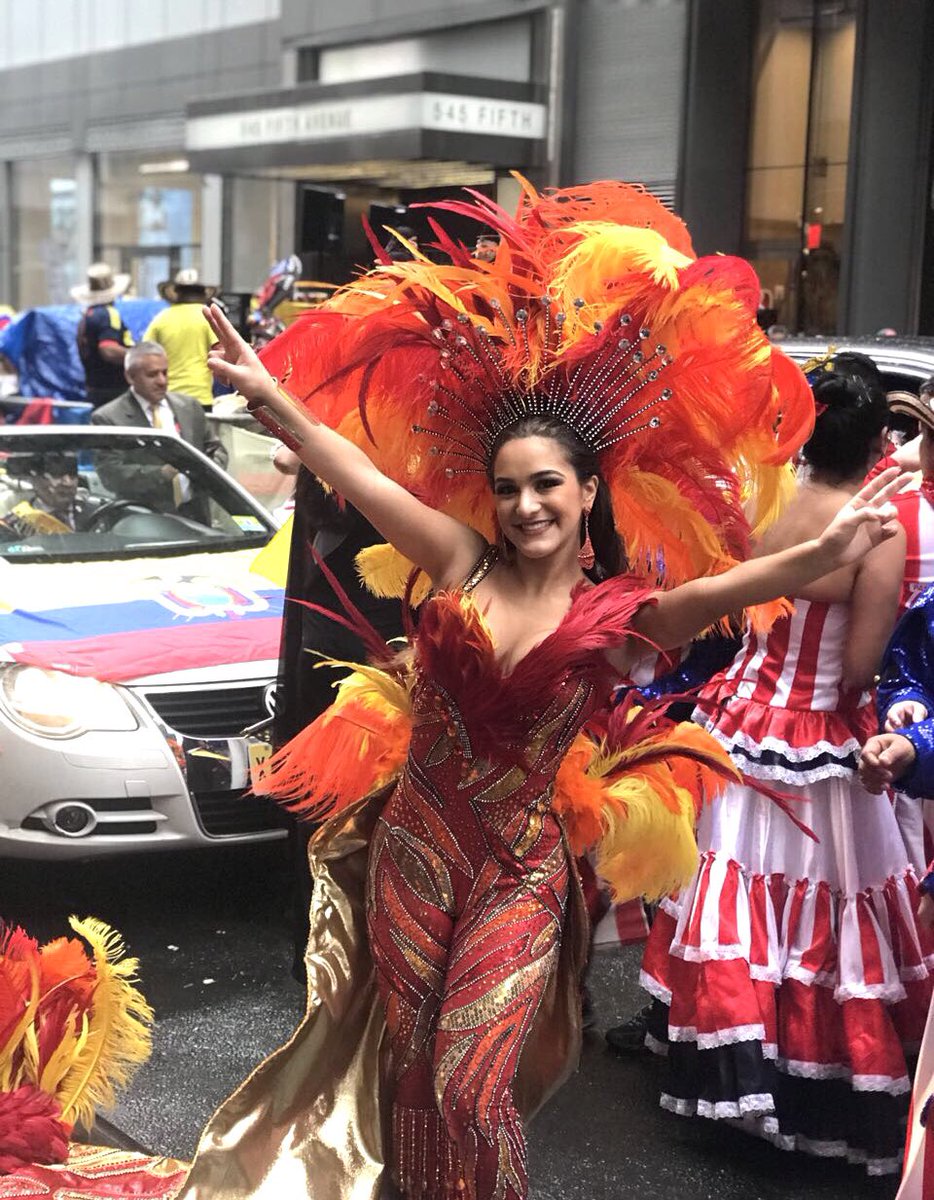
[{"x1": 4, "y1": 843, "x2": 899, "y2": 1200}]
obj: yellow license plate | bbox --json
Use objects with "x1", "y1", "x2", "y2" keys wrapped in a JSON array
[{"x1": 248, "y1": 740, "x2": 273, "y2": 789}]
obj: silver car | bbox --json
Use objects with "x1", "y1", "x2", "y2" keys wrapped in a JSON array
[{"x1": 0, "y1": 426, "x2": 288, "y2": 859}]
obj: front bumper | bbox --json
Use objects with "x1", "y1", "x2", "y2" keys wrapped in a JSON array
[{"x1": 0, "y1": 671, "x2": 287, "y2": 859}]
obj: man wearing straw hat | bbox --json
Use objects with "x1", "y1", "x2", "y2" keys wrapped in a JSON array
[
  {"x1": 72, "y1": 262, "x2": 134, "y2": 408},
  {"x1": 144, "y1": 268, "x2": 218, "y2": 409}
]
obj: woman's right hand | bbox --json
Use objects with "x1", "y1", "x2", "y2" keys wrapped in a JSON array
[
  {"x1": 885, "y1": 700, "x2": 929, "y2": 731},
  {"x1": 203, "y1": 303, "x2": 277, "y2": 405}
]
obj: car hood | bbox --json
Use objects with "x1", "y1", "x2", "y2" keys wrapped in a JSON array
[{"x1": 0, "y1": 548, "x2": 284, "y2": 682}]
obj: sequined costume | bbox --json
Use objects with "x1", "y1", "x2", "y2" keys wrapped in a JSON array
[
  {"x1": 641, "y1": 598, "x2": 934, "y2": 1175},
  {"x1": 366, "y1": 549, "x2": 639, "y2": 1200}
]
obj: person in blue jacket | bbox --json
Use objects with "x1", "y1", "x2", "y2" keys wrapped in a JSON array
[{"x1": 860, "y1": 582, "x2": 934, "y2": 805}]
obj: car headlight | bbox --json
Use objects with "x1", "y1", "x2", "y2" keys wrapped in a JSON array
[{"x1": 0, "y1": 664, "x2": 138, "y2": 738}]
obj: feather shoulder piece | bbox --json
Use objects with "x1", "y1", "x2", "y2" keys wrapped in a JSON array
[
  {"x1": 255, "y1": 656, "x2": 415, "y2": 819},
  {"x1": 553, "y1": 693, "x2": 740, "y2": 902}
]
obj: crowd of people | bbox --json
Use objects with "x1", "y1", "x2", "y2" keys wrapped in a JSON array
[{"x1": 5, "y1": 180, "x2": 934, "y2": 1200}]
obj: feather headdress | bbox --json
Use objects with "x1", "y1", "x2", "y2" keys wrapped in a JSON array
[{"x1": 261, "y1": 177, "x2": 812, "y2": 595}]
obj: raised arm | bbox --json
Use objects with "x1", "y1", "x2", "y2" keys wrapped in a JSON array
[
  {"x1": 203, "y1": 304, "x2": 484, "y2": 586},
  {"x1": 631, "y1": 469, "x2": 907, "y2": 651}
]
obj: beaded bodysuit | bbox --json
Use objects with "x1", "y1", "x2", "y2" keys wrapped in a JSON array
[{"x1": 366, "y1": 548, "x2": 650, "y2": 1200}]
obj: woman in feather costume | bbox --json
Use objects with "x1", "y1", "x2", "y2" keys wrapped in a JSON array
[{"x1": 171, "y1": 180, "x2": 907, "y2": 1200}]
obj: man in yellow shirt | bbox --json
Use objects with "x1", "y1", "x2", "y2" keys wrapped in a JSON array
[{"x1": 144, "y1": 269, "x2": 218, "y2": 408}]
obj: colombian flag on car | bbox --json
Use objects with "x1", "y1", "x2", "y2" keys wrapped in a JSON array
[{"x1": 0, "y1": 550, "x2": 284, "y2": 682}]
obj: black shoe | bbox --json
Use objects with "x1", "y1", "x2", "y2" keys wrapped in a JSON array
[{"x1": 605, "y1": 1003, "x2": 654, "y2": 1054}]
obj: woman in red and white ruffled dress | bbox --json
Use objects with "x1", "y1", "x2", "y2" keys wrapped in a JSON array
[{"x1": 641, "y1": 370, "x2": 934, "y2": 1175}]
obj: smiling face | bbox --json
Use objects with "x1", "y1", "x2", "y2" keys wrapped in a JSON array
[{"x1": 491, "y1": 435, "x2": 598, "y2": 562}]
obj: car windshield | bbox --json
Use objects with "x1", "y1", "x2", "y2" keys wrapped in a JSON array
[{"x1": 0, "y1": 432, "x2": 275, "y2": 562}]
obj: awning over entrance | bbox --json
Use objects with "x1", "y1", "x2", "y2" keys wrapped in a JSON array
[{"x1": 185, "y1": 72, "x2": 548, "y2": 177}]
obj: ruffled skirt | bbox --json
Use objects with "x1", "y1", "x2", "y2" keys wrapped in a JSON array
[{"x1": 642, "y1": 773, "x2": 934, "y2": 1176}]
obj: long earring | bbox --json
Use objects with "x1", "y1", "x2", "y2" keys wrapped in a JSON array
[{"x1": 578, "y1": 510, "x2": 595, "y2": 570}]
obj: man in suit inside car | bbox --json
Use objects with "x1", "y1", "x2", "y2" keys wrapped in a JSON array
[{"x1": 90, "y1": 341, "x2": 228, "y2": 521}]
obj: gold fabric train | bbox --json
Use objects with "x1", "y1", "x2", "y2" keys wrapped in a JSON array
[{"x1": 176, "y1": 786, "x2": 588, "y2": 1200}]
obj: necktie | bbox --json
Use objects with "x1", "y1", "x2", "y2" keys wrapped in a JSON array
[{"x1": 149, "y1": 403, "x2": 185, "y2": 508}]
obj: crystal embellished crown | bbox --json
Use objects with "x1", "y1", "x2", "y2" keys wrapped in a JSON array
[{"x1": 413, "y1": 299, "x2": 675, "y2": 476}]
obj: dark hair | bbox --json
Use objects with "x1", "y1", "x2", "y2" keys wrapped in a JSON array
[
  {"x1": 803, "y1": 371, "x2": 888, "y2": 480},
  {"x1": 487, "y1": 414, "x2": 625, "y2": 578},
  {"x1": 23, "y1": 452, "x2": 79, "y2": 478},
  {"x1": 920, "y1": 375, "x2": 934, "y2": 400},
  {"x1": 831, "y1": 351, "x2": 884, "y2": 396}
]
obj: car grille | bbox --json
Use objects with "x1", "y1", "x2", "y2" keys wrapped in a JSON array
[
  {"x1": 141, "y1": 683, "x2": 272, "y2": 738},
  {"x1": 192, "y1": 790, "x2": 288, "y2": 837}
]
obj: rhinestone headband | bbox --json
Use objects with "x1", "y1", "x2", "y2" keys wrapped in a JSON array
[{"x1": 411, "y1": 297, "x2": 675, "y2": 476}]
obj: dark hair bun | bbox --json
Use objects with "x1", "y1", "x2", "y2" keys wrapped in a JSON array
[
  {"x1": 804, "y1": 370, "x2": 888, "y2": 477},
  {"x1": 812, "y1": 372, "x2": 870, "y2": 412}
]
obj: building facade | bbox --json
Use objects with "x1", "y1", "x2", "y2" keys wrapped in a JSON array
[{"x1": 1, "y1": 0, "x2": 931, "y2": 335}]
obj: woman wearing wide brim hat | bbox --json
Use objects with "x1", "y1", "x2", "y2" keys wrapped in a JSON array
[
  {"x1": 70, "y1": 261, "x2": 131, "y2": 307},
  {"x1": 158, "y1": 267, "x2": 218, "y2": 304}
]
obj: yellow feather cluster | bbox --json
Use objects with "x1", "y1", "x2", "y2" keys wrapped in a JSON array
[
  {"x1": 554, "y1": 717, "x2": 739, "y2": 903},
  {"x1": 55, "y1": 917, "x2": 153, "y2": 1129},
  {"x1": 1, "y1": 917, "x2": 153, "y2": 1133}
]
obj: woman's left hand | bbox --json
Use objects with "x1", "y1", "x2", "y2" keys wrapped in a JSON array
[{"x1": 816, "y1": 467, "x2": 907, "y2": 568}]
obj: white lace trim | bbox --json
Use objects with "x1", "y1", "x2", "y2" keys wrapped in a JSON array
[
  {"x1": 660, "y1": 1024, "x2": 911, "y2": 1091},
  {"x1": 748, "y1": 962, "x2": 782, "y2": 984},
  {"x1": 725, "y1": 757, "x2": 856, "y2": 786},
  {"x1": 851, "y1": 1073, "x2": 911, "y2": 1095},
  {"x1": 657, "y1": 895, "x2": 681, "y2": 919},
  {"x1": 664, "y1": 1097, "x2": 903, "y2": 1175},
  {"x1": 661, "y1": 1092, "x2": 774, "y2": 1120},
  {"x1": 638, "y1": 969, "x2": 670, "y2": 1006},
  {"x1": 667, "y1": 1021, "x2": 765, "y2": 1048},
  {"x1": 835, "y1": 979, "x2": 908, "y2": 1003},
  {"x1": 670, "y1": 951, "x2": 918, "y2": 999},
  {"x1": 775, "y1": 1058, "x2": 911, "y2": 1094},
  {"x1": 751, "y1": 1117, "x2": 902, "y2": 1176},
  {"x1": 704, "y1": 721, "x2": 862, "y2": 766}
]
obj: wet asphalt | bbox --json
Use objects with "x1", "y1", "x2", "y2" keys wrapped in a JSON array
[{"x1": 4, "y1": 842, "x2": 898, "y2": 1200}]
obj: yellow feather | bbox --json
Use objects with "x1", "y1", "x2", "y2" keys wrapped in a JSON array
[
  {"x1": 549, "y1": 223, "x2": 692, "y2": 336},
  {"x1": 355, "y1": 542, "x2": 431, "y2": 605},
  {"x1": 0, "y1": 950, "x2": 39, "y2": 1091},
  {"x1": 56, "y1": 917, "x2": 153, "y2": 1128},
  {"x1": 596, "y1": 774, "x2": 700, "y2": 903},
  {"x1": 318, "y1": 657, "x2": 414, "y2": 719},
  {"x1": 39, "y1": 1017, "x2": 85, "y2": 1095}
]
